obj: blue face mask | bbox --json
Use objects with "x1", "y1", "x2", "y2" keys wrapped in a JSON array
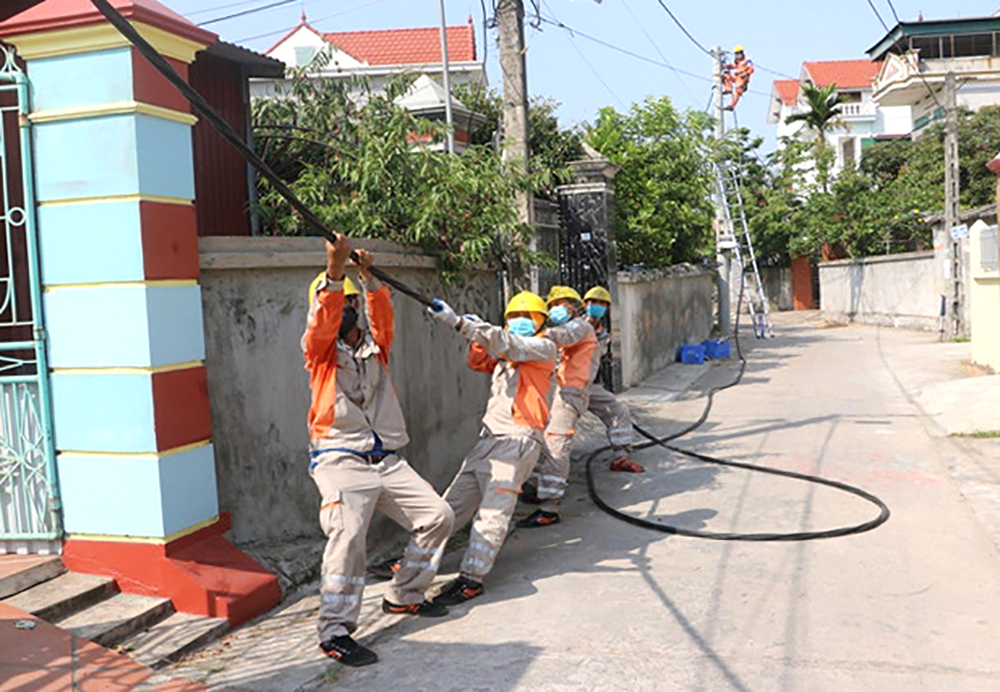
[
  {"x1": 507, "y1": 316, "x2": 537, "y2": 336},
  {"x1": 587, "y1": 304, "x2": 607, "y2": 319},
  {"x1": 549, "y1": 305, "x2": 572, "y2": 326}
]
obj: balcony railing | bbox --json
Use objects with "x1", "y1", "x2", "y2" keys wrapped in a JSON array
[{"x1": 839, "y1": 102, "x2": 877, "y2": 118}]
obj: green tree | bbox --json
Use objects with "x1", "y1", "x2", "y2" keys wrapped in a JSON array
[
  {"x1": 252, "y1": 72, "x2": 540, "y2": 281},
  {"x1": 785, "y1": 84, "x2": 847, "y2": 192},
  {"x1": 586, "y1": 96, "x2": 715, "y2": 268}
]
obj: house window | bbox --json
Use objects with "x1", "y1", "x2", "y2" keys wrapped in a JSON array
[
  {"x1": 954, "y1": 33, "x2": 993, "y2": 58},
  {"x1": 294, "y1": 46, "x2": 317, "y2": 67},
  {"x1": 841, "y1": 91, "x2": 862, "y2": 103},
  {"x1": 911, "y1": 36, "x2": 941, "y2": 59},
  {"x1": 842, "y1": 137, "x2": 857, "y2": 169}
]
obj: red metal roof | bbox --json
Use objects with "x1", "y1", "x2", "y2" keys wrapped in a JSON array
[
  {"x1": 773, "y1": 79, "x2": 799, "y2": 105},
  {"x1": 802, "y1": 59, "x2": 881, "y2": 89},
  {"x1": 323, "y1": 24, "x2": 477, "y2": 66}
]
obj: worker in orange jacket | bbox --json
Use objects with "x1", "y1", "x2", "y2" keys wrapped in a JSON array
[
  {"x1": 427, "y1": 291, "x2": 558, "y2": 605},
  {"x1": 518, "y1": 286, "x2": 597, "y2": 528},
  {"x1": 304, "y1": 236, "x2": 454, "y2": 667},
  {"x1": 722, "y1": 45, "x2": 754, "y2": 111},
  {"x1": 583, "y1": 286, "x2": 644, "y2": 473}
]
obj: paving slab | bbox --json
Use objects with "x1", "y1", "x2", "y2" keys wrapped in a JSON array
[
  {"x1": 58, "y1": 592, "x2": 173, "y2": 647},
  {"x1": 0, "y1": 601, "x2": 211, "y2": 692},
  {"x1": 4, "y1": 571, "x2": 117, "y2": 621},
  {"x1": 0, "y1": 555, "x2": 64, "y2": 599}
]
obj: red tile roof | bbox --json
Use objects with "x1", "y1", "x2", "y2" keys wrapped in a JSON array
[
  {"x1": 323, "y1": 25, "x2": 476, "y2": 66},
  {"x1": 802, "y1": 59, "x2": 881, "y2": 89},
  {"x1": 773, "y1": 79, "x2": 799, "y2": 105}
]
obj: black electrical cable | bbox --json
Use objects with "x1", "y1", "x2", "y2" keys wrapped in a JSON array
[
  {"x1": 89, "y1": 0, "x2": 435, "y2": 307},
  {"x1": 583, "y1": 196, "x2": 891, "y2": 542}
]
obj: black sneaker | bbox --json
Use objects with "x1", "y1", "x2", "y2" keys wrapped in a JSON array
[
  {"x1": 381, "y1": 598, "x2": 449, "y2": 617},
  {"x1": 434, "y1": 576, "x2": 484, "y2": 606},
  {"x1": 319, "y1": 635, "x2": 378, "y2": 667},
  {"x1": 367, "y1": 557, "x2": 402, "y2": 580},
  {"x1": 516, "y1": 509, "x2": 561, "y2": 529}
]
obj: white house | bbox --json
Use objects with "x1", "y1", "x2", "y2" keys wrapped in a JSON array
[
  {"x1": 250, "y1": 16, "x2": 486, "y2": 98},
  {"x1": 767, "y1": 59, "x2": 913, "y2": 176},
  {"x1": 868, "y1": 11, "x2": 1000, "y2": 135}
]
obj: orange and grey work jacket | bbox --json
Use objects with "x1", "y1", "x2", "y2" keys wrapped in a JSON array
[
  {"x1": 732, "y1": 57, "x2": 754, "y2": 83},
  {"x1": 302, "y1": 275, "x2": 409, "y2": 455},
  {"x1": 545, "y1": 317, "x2": 598, "y2": 403},
  {"x1": 461, "y1": 319, "x2": 558, "y2": 442}
]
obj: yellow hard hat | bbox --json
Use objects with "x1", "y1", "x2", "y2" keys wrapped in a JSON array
[
  {"x1": 545, "y1": 285, "x2": 583, "y2": 306},
  {"x1": 584, "y1": 286, "x2": 612, "y2": 304},
  {"x1": 307, "y1": 272, "x2": 360, "y2": 307},
  {"x1": 504, "y1": 290, "x2": 549, "y2": 318},
  {"x1": 734, "y1": 44, "x2": 744, "y2": 53}
]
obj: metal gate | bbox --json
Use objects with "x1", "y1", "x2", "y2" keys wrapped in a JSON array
[{"x1": 0, "y1": 45, "x2": 60, "y2": 545}]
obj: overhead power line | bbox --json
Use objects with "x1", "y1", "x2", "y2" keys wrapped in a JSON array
[
  {"x1": 885, "y1": 0, "x2": 901, "y2": 24},
  {"x1": 865, "y1": 0, "x2": 890, "y2": 31},
  {"x1": 236, "y1": 0, "x2": 387, "y2": 43},
  {"x1": 185, "y1": 0, "x2": 274, "y2": 18},
  {"x1": 651, "y1": 0, "x2": 712, "y2": 56},
  {"x1": 541, "y1": 0, "x2": 625, "y2": 108},
  {"x1": 198, "y1": 0, "x2": 298, "y2": 27},
  {"x1": 620, "y1": 0, "x2": 697, "y2": 100}
]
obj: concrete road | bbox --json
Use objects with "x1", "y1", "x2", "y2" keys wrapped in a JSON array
[{"x1": 321, "y1": 314, "x2": 1000, "y2": 692}]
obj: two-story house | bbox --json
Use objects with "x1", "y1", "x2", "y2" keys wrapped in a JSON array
[
  {"x1": 868, "y1": 11, "x2": 1000, "y2": 136},
  {"x1": 768, "y1": 59, "x2": 913, "y2": 176}
]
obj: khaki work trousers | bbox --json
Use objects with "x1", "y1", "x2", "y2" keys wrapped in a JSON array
[
  {"x1": 534, "y1": 388, "x2": 589, "y2": 512},
  {"x1": 588, "y1": 382, "x2": 634, "y2": 449},
  {"x1": 443, "y1": 432, "x2": 540, "y2": 581},
  {"x1": 311, "y1": 452, "x2": 454, "y2": 641}
]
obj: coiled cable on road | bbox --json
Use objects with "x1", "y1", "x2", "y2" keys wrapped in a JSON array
[{"x1": 583, "y1": 250, "x2": 892, "y2": 541}]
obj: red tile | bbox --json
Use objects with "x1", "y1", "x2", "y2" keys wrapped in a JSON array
[
  {"x1": 151, "y1": 366, "x2": 212, "y2": 452},
  {"x1": 322, "y1": 25, "x2": 476, "y2": 65}
]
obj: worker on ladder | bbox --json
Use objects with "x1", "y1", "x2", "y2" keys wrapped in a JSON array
[{"x1": 722, "y1": 45, "x2": 754, "y2": 111}]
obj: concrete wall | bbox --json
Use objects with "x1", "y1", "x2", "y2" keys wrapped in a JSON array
[
  {"x1": 970, "y1": 220, "x2": 1000, "y2": 372},
  {"x1": 617, "y1": 267, "x2": 714, "y2": 387},
  {"x1": 759, "y1": 265, "x2": 793, "y2": 312},
  {"x1": 198, "y1": 237, "x2": 501, "y2": 549},
  {"x1": 819, "y1": 251, "x2": 942, "y2": 331}
]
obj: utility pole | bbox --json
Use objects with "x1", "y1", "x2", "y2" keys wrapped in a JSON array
[
  {"x1": 944, "y1": 72, "x2": 963, "y2": 337},
  {"x1": 496, "y1": 0, "x2": 533, "y2": 293},
  {"x1": 713, "y1": 45, "x2": 732, "y2": 336},
  {"x1": 437, "y1": 0, "x2": 455, "y2": 154}
]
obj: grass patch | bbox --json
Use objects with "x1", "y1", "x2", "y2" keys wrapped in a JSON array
[{"x1": 950, "y1": 430, "x2": 1000, "y2": 439}]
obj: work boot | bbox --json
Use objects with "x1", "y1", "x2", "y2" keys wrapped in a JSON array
[
  {"x1": 610, "y1": 456, "x2": 645, "y2": 473},
  {"x1": 434, "y1": 576, "x2": 484, "y2": 606},
  {"x1": 319, "y1": 635, "x2": 378, "y2": 667},
  {"x1": 381, "y1": 598, "x2": 449, "y2": 617},
  {"x1": 367, "y1": 557, "x2": 402, "y2": 580},
  {"x1": 516, "y1": 509, "x2": 561, "y2": 529}
]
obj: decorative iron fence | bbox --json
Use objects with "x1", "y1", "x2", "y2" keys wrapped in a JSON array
[{"x1": 0, "y1": 46, "x2": 60, "y2": 543}]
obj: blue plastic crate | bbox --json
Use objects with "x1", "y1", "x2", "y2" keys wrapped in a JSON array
[
  {"x1": 701, "y1": 339, "x2": 731, "y2": 360},
  {"x1": 679, "y1": 343, "x2": 706, "y2": 364}
]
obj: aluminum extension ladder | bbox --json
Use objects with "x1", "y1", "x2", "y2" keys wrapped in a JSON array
[{"x1": 714, "y1": 162, "x2": 774, "y2": 339}]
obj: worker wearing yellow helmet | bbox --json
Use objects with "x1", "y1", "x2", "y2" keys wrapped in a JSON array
[
  {"x1": 518, "y1": 286, "x2": 598, "y2": 528},
  {"x1": 309, "y1": 272, "x2": 361, "y2": 310},
  {"x1": 305, "y1": 237, "x2": 454, "y2": 667},
  {"x1": 722, "y1": 44, "x2": 754, "y2": 111},
  {"x1": 584, "y1": 286, "x2": 644, "y2": 473},
  {"x1": 426, "y1": 291, "x2": 558, "y2": 603}
]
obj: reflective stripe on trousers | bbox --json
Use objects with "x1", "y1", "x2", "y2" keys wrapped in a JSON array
[
  {"x1": 311, "y1": 451, "x2": 453, "y2": 641},
  {"x1": 443, "y1": 433, "x2": 541, "y2": 581}
]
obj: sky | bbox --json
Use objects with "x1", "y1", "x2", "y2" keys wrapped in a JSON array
[{"x1": 165, "y1": 0, "x2": 1000, "y2": 152}]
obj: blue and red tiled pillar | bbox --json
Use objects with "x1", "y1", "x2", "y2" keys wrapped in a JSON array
[{"x1": 0, "y1": 0, "x2": 280, "y2": 626}]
